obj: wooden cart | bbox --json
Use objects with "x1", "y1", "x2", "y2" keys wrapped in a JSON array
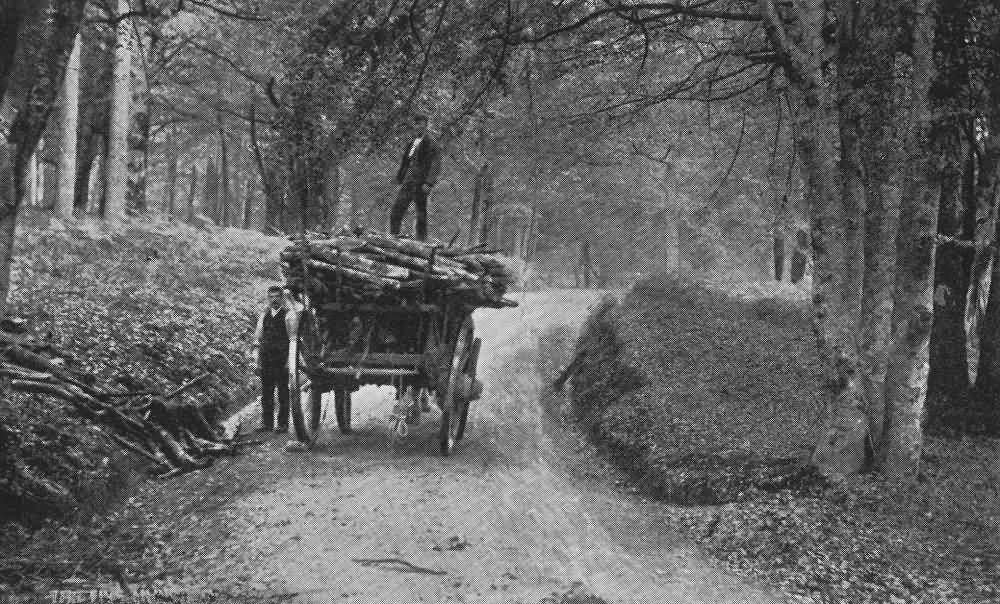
[{"x1": 285, "y1": 298, "x2": 483, "y2": 455}]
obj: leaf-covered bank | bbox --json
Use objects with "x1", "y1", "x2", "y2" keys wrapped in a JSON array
[
  {"x1": 1, "y1": 212, "x2": 283, "y2": 592},
  {"x1": 567, "y1": 275, "x2": 1000, "y2": 603}
]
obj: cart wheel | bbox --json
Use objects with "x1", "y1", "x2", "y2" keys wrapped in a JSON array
[
  {"x1": 290, "y1": 310, "x2": 324, "y2": 443},
  {"x1": 334, "y1": 389, "x2": 352, "y2": 434},
  {"x1": 455, "y1": 337, "x2": 481, "y2": 442},
  {"x1": 290, "y1": 358, "x2": 324, "y2": 443},
  {"x1": 440, "y1": 316, "x2": 474, "y2": 456}
]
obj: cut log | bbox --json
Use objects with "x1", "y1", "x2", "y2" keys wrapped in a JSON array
[
  {"x1": 152, "y1": 425, "x2": 210, "y2": 471},
  {"x1": 304, "y1": 259, "x2": 401, "y2": 289},
  {"x1": 358, "y1": 246, "x2": 479, "y2": 280},
  {"x1": 285, "y1": 247, "x2": 413, "y2": 280}
]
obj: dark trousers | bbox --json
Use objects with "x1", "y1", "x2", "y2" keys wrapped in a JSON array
[
  {"x1": 260, "y1": 356, "x2": 289, "y2": 429},
  {"x1": 390, "y1": 181, "x2": 428, "y2": 241}
]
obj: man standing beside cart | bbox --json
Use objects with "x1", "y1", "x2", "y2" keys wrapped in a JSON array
[
  {"x1": 253, "y1": 285, "x2": 291, "y2": 433},
  {"x1": 390, "y1": 113, "x2": 442, "y2": 241}
]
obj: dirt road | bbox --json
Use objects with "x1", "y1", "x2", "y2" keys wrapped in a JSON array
[{"x1": 131, "y1": 290, "x2": 785, "y2": 603}]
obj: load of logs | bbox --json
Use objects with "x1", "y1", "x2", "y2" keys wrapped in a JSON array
[
  {"x1": 1, "y1": 330, "x2": 241, "y2": 487},
  {"x1": 281, "y1": 228, "x2": 520, "y2": 307}
]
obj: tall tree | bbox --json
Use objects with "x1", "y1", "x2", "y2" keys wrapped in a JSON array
[
  {"x1": 0, "y1": 0, "x2": 89, "y2": 308},
  {"x1": 55, "y1": 32, "x2": 82, "y2": 219},
  {"x1": 880, "y1": 0, "x2": 941, "y2": 478},
  {"x1": 105, "y1": 0, "x2": 131, "y2": 222}
]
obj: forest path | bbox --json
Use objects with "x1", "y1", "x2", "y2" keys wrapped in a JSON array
[{"x1": 138, "y1": 290, "x2": 785, "y2": 604}]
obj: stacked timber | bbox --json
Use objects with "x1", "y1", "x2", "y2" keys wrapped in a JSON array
[
  {"x1": 281, "y1": 229, "x2": 519, "y2": 307},
  {"x1": 0, "y1": 330, "x2": 243, "y2": 487}
]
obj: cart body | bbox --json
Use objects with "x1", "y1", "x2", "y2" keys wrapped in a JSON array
[{"x1": 287, "y1": 296, "x2": 482, "y2": 455}]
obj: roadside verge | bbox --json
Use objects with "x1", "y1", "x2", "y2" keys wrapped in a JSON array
[{"x1": 564, "y1": 274, "x2": 999, "y2": 603}]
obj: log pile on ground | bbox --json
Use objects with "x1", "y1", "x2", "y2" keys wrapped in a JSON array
[
  {"x1": 1, "y1": 330, "x2": 242, "y2": 494},
  {"x1": 281, "y1": 228, "x2": 519, "y2": 307}
]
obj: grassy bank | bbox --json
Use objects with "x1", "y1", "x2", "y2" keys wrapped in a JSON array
[
  {"x1": 568, "y1": 274, "x2": 999, "y2": 604},
  {"x1": 1, "y1": 211, "x2": 284, "y2": 592}
]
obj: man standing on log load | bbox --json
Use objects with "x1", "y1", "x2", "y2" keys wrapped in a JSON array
[
  {"x1": 253, "y1": 286, "x2": 290, "y2": 433},
  {"x1": 390, "y1": 114, "x2": 441, "y2": 241}
]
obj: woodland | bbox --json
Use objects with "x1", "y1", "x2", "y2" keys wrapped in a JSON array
[{"x1": 0, "y1": 0, "x2": 999, "y2": 500}]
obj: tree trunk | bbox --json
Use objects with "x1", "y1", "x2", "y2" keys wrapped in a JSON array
[
  {"x1": 243, "y1": 173, "x2": 257, "y2": 229},
  {"x1": 105, "y1": 0, "x2": 131, "y2": 222},
  {"x1": 773, "y1": 235, "x2": 784, "y2": 281},
  {"x1": 217, "y1": 126, "x2": 230, "y2": 227},
  {"x1": 927, "y1": 138, "x2": 974, "y2": 408},
  {"x1": 321, "y1": 156, "x2": 338, "y2": 229},
  {"x1": 580, "y1": 239, "x2": 592, "y2": 289},
  {"x1": 186, "y1": 164, "x2": 198, "y2": 223},
  {"x1": 468, "y1": 164, "x2": 484, "y2": 247},
  {"x1": 164, "y1": 127, "x2": 178, "y2": 216},
  {"x1": 790, "y1": 229, "x2": 808, "y2": 283},
  {"x1": 879, "y1": 0, "x2": 940, "y2": 480},
  {"x1": 973, "y1": 134, "x2": 1000, "y2": 410},
  {"x1": 22, "y1": 146, "x2": 37, "y2": 208},
  {"x1": 74, "y1": 135, "x2": 99, "y2": 215},
  {"x1": 130, "y1": 106, "x2": 149, "y2": 213},
  {"x1": 0, "y1": 147, "x2": 24, "y2": 312},
  {"x1": 526, "y1": 204, "x2": 538, "y2": 263},
  {"x1": 203, "y1": 157, "x2": 217, "y2": 222},
  {"x1": 858, "y1": 0, "x2": 899, "y2": 448},
  {"x1": 976, "y1": 218, "x2": 1000, "y2": 424},
  {"x1": 55, "y1": 32, "x2": 80, "y2": 219},
  {"x1": 90, "y1": 148, "x2": 106, "y2": 215},
  {"x1": 249, "y1": 100, "x2": 281, "y2": 233},
  {"x1": 479, "y1": 162, "x2": 494, "y2": 246},
  {"x1": 0, "y1": 0, "x2": 89, "y2": 309},
  {"x1": 765, "y1": 0, "x2": 868, "y2": 476},
  {"x1": 336, "y1": 162, "x2": 354, "y2": 228}
]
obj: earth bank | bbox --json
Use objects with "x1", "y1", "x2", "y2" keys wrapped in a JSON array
[{"x1": 566, "y1": 274, "x2": 1000, "y2": 604}]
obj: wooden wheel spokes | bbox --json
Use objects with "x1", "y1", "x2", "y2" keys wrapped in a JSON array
[
  {"x1": 440, "y1": 315, "x2": 474, "y2": 456},
  {"x1": 455, "y1": 337, "x2": 481, "y2": 442},
  {"x1": 290, "y1": 309, "x2": 325, "y2": 443}
]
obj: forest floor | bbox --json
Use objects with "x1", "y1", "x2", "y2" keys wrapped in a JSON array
[
  {"x1": 568, "y1": 273, "x2": 1000, "y2": 604},
  {"x1": 0, "y1": 211, "x2": 285, "y2": 593}
]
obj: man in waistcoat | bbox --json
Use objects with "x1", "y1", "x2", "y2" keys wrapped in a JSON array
[
  {"x1": 253, "y1": 286, "x2": 290, "y2": 433},
  {"x1": 389, "y1": 114, "x2": 442, "y2": 241}
]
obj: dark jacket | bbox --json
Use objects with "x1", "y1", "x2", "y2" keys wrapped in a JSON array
[
  {"x1": 260, "y1": 308, "x2": 289, "y2": 362},
  {"x1": 396, "y1": 133, "x2": 442, "y2": 186}
]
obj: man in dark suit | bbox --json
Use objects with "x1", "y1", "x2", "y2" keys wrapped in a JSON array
[
  {"x1": 253, "y1": 286, "x2": 290, "y2": 433},
  {"x1": 390, "y1": 114, "x2": 442, "y2": 241}
]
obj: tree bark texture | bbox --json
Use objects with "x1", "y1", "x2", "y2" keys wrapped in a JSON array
[
  {"x1": 858, "y1": 2, "x2": 900, "y2": 446},
  {"x1": 55, "y1": 32, "x2": 80, "y2": 219},
  {"x1": 105, "y1": 0, "x2": 131, "y2": 222},
  {"x1": 0, "y1": 0, "x2": 88, "y2": 309},
  {"x1": 762, "y1": 0, "x2": 869, "y2": 476},
  {"x1": 879, "y1": 0, "x2": 940, "y2": 480}
]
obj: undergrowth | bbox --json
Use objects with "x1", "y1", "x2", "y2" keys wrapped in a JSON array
[
  {"x1": 1, "y1": 212, "x2": 284, "y2": 593},
  {"x1": 569, "y1": 273, "x2": 1000, "y2": 603}
]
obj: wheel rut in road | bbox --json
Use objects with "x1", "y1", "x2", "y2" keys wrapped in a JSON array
[{"x1": 138, "y1": 290, "x2": 787, "y2": 604}]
